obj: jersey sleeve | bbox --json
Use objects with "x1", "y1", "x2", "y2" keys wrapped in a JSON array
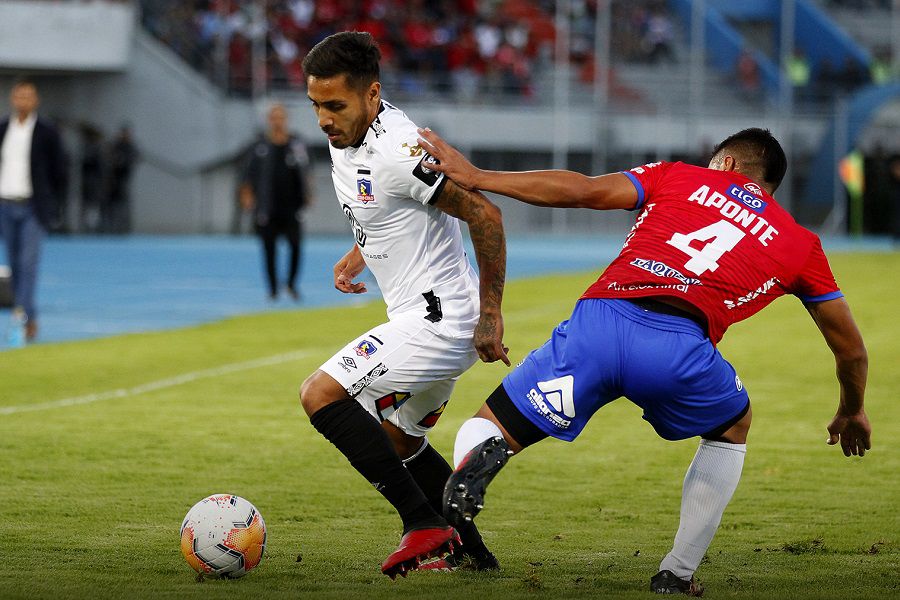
[
  {"x1": 791, "y1": 235, "x2": 844, "y2": 303},
  {"x1": 378, "y1": 129, "x2": 447, "y2": 206},
  {"x1": 619, "y1": 161, "x2": 672, "y2": 210}
]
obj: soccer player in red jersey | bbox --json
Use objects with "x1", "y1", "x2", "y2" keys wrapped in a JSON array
[{"x1": 417, "y1": 127, "x2": 870, "y2": 595}]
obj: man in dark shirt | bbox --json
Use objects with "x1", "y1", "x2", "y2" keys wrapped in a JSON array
[{"x1": 240, "y1": 103, "x2": 312, "y2": 300}]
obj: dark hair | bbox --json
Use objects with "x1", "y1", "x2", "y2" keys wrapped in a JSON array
[
  {"x1": 711, "y1": 128, "x2": 787, "y2": 191},
  {"x1": 12, "y1": 77, "x2": 37, "y2": 90},
  {"x1": 302, "y1": 31, "x2": 381, "y2": 89}
]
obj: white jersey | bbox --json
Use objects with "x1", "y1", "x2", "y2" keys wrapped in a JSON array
[{"x1": 329, "y1": 100, "x2": 480, "y2": 335}]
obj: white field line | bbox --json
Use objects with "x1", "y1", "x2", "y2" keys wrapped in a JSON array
[
  {"x1": 0, "y1": 349, "x2": 313, "y2": 416},
  {"x1": 0, "y1": 301, "x2": 576, "y2": 417}
]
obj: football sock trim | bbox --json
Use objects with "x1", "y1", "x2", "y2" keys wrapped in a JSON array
[
  {"x1": 309, "y1": 399, "x2": 442, "y2": 532},
  {"x1": 453, "y1": 417, "x2": 504, "y2": 468},
  {"x1": 659, "y1": 439, "x2": 746, "y2": 580}
]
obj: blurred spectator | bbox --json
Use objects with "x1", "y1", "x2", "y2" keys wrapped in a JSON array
[
  {"x1": 786, "y1": 49, "x2": 811, "y2": 97},
  {"x1": 78, "y1": 123, "x2": 105, "y2": 234},
  {"x1": 104, "y1": 126, "x2": 138, "y2": 234},
  {"x1": 890, "y1": 155, "x2": 900, "y2": 240},
  {"x1": 0, "y1": 79, "x2": 68, "y2": 342},
  {"x1": 643, "y1": 10, "x2": 675, "y2": 64},
  {"x1": 836, "y1": 57, "x2": 869, "y2": 91},
  {"x1": 239, "y1": 104, "x2": 311, "y2": 301},
  {"x1": 737, "y1": 50, "x2": 761, "y2": 99},
  {"x1": 869, "y1": 46, "x2": 893, "y2": 85}
]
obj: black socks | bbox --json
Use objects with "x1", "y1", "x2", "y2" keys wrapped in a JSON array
[
  {"x1": 309, "y1": 399, "x2": 443, "y2": 533},
  {"x1": 404, "y1": 440, "x2": 487, "y2": 554}
]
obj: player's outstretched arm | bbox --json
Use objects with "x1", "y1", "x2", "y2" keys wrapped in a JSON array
[
  {"x1": 417, "y1": 127, "x2": 637, "y2": 210},
  {"x1": 805, "y1": 297, "x2": 870, "y2": 457},
  {"x1": 333, "y1": 245, "x2": 367, "y2": 294},
  {"x1": 434, "y1": 179, "x2": 510, "y2": 366}
]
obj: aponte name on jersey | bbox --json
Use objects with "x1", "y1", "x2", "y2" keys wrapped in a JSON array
[
  {"x1": 583, "y1": 161, "x2": 843, "y2": 344},
  {"x1": 329, "y1": 100, "x2": 480, "y2": 334}
]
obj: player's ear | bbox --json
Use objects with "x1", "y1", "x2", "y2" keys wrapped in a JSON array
[
  {"x1": 367, "y1": 81, "x2": 381, "y2": 104},
  {"x1": 722, "y1": 155, "x2": 737, "y2": 172}
]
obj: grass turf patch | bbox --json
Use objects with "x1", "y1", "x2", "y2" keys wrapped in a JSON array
[{"x1": 1, "y1": 253, "x2": 897, "y2": 599}]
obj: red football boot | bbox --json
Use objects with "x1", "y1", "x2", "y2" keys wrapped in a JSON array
[{"x1": 380, "y1": 526, "x2": 460, "y2": 579}]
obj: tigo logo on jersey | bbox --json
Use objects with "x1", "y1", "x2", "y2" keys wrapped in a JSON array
[
  {"x1": 355, "y1": 339, "x2": 378, "y2": 358},
  {"x1": 357, "y1": 178, "x2": 375, "y2": 203},
  {"x1": 727, "y1": 184, "x2": 767, "y2": 213}
]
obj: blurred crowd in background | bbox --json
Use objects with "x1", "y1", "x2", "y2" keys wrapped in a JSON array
[
  {"x1": 140, "y1": 0, "x2": 690, "y2": 98},
  {"x1": 140, "y1": 0, "x2": 896, "y2": 102}
]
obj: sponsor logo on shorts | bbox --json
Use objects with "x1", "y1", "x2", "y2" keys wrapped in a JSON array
[
  {"x1": 630, "y1": 258, "x2": 702, "y2": 286},
  {"x1": 417, "y1": 401, "x2": 448, "y2": 428},
  {"x1": 346, "y1": 363, "x2": 389, "y2": 397},
  {"x1": 374, "y1": 391, "x2": 411, "y2": 421},
  {"x1": 527, "y1": 375, "x2": 576, "y2": 430},
  {"x1": 735, "y1": 375, "x2": 743, "y2": 391},
  {"x1": 342, "y1": 356, "x2": 357, "y2": 369},
  {"x1": 727, "y1": 184, "x2": 767, "y2": 213},
  {"x1": 355, "y1": 340, "x2": 378, "y2": 358}
]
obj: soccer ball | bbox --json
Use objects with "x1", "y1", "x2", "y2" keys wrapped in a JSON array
[{"x1": 180, "y1": 494, "x2": 267, "y2": 578}]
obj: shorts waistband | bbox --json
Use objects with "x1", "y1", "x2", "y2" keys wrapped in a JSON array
[
  {"x1": 595, "y1": 298, "x2": 707, "y2": 338},
  {"x1": 625, "y1": 297, "x2": 706, "y2": 329}
]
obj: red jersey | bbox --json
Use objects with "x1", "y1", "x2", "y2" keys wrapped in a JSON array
[{"x1": 582, "y1": 161, "x2": 842, "y2": 345}]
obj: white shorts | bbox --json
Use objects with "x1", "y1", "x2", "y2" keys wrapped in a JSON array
[{"x1": 319, "y1": 313, "x2": 479, "y2": 436}]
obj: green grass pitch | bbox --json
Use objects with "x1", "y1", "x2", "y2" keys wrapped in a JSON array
[{"x1": 1, "y1": 252, "x2": 897, "y2": 599}]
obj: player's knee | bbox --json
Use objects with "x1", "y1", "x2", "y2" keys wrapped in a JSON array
[
  {"x1": 716, "y1": 404, "x2": 752, "y2": 444},
  {"x1": 299, "y1": 373, "x2": 334, "y2": 418}
]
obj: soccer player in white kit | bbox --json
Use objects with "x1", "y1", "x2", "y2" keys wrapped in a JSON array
[{"x1": 298, "y1": 32, "x2": 509, "y2": 578}]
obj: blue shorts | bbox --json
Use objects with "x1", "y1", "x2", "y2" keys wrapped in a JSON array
[{"x1": 501, "y1": 298, "x2": 749, "y2": 442}]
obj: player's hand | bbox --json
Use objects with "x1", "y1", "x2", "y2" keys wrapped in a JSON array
[
  {"x1": 333, "y1": 246, "x2": 367, "y2": 294},
  {"x1": 416, "y1": 127, "x2": 482, "y2": 191},
  {"x1": 474, "y1": 310, "x2": 510, "y2": 366},
  {"x1": 826, "y1": 410, "x2": 871, "y2": 457}
]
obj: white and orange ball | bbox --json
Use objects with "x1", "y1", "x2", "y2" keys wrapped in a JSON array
[{"x1": 180, "y1": 494, "x2": 266, "y2": 578}]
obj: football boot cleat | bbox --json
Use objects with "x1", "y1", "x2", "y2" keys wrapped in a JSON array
[
  {"x1": 381, "y1": 526, "x2": 460, "y2": 579},
  {"x1": 650, "y1": 570, "x2": 704, "y2": 596},
  {"x1": 443, "y1": 436, "x2": 513, "y2": 528}
]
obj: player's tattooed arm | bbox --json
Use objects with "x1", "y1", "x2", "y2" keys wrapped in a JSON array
[
  {"x1": 805, "y1": 297, "x2": 871, "y2": 457},
  {"x1": 434, "y1": 179, "x2": 510, "y2": 366},
  {"x1": 418, "y1": 127, "x2": 637, "y2": 210}
]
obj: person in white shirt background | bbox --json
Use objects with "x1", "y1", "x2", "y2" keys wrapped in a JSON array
[{"x1": 0, "y1": 79, "x2": 67, "y2": 343}]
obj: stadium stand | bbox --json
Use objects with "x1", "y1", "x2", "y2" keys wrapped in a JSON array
[{"x1": 1, "y1": 0, "x2": 896, "y2": 236}]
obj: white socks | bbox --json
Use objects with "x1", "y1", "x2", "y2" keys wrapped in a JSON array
[
  {"x1": 659, "y1": 439, "x2": 746, "y2": 580},
  {"x1": 453, "y1": 417, "x2": 503, "y2": 468}
]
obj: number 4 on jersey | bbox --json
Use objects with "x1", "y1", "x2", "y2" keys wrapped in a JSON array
[{"x1": 666, "y1": 220, "x2": 746, "y2": 276}]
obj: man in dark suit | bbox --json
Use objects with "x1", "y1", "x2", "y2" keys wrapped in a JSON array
[{"x1": 0, "y1": 79, "x2": 67, "y2": 341}]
